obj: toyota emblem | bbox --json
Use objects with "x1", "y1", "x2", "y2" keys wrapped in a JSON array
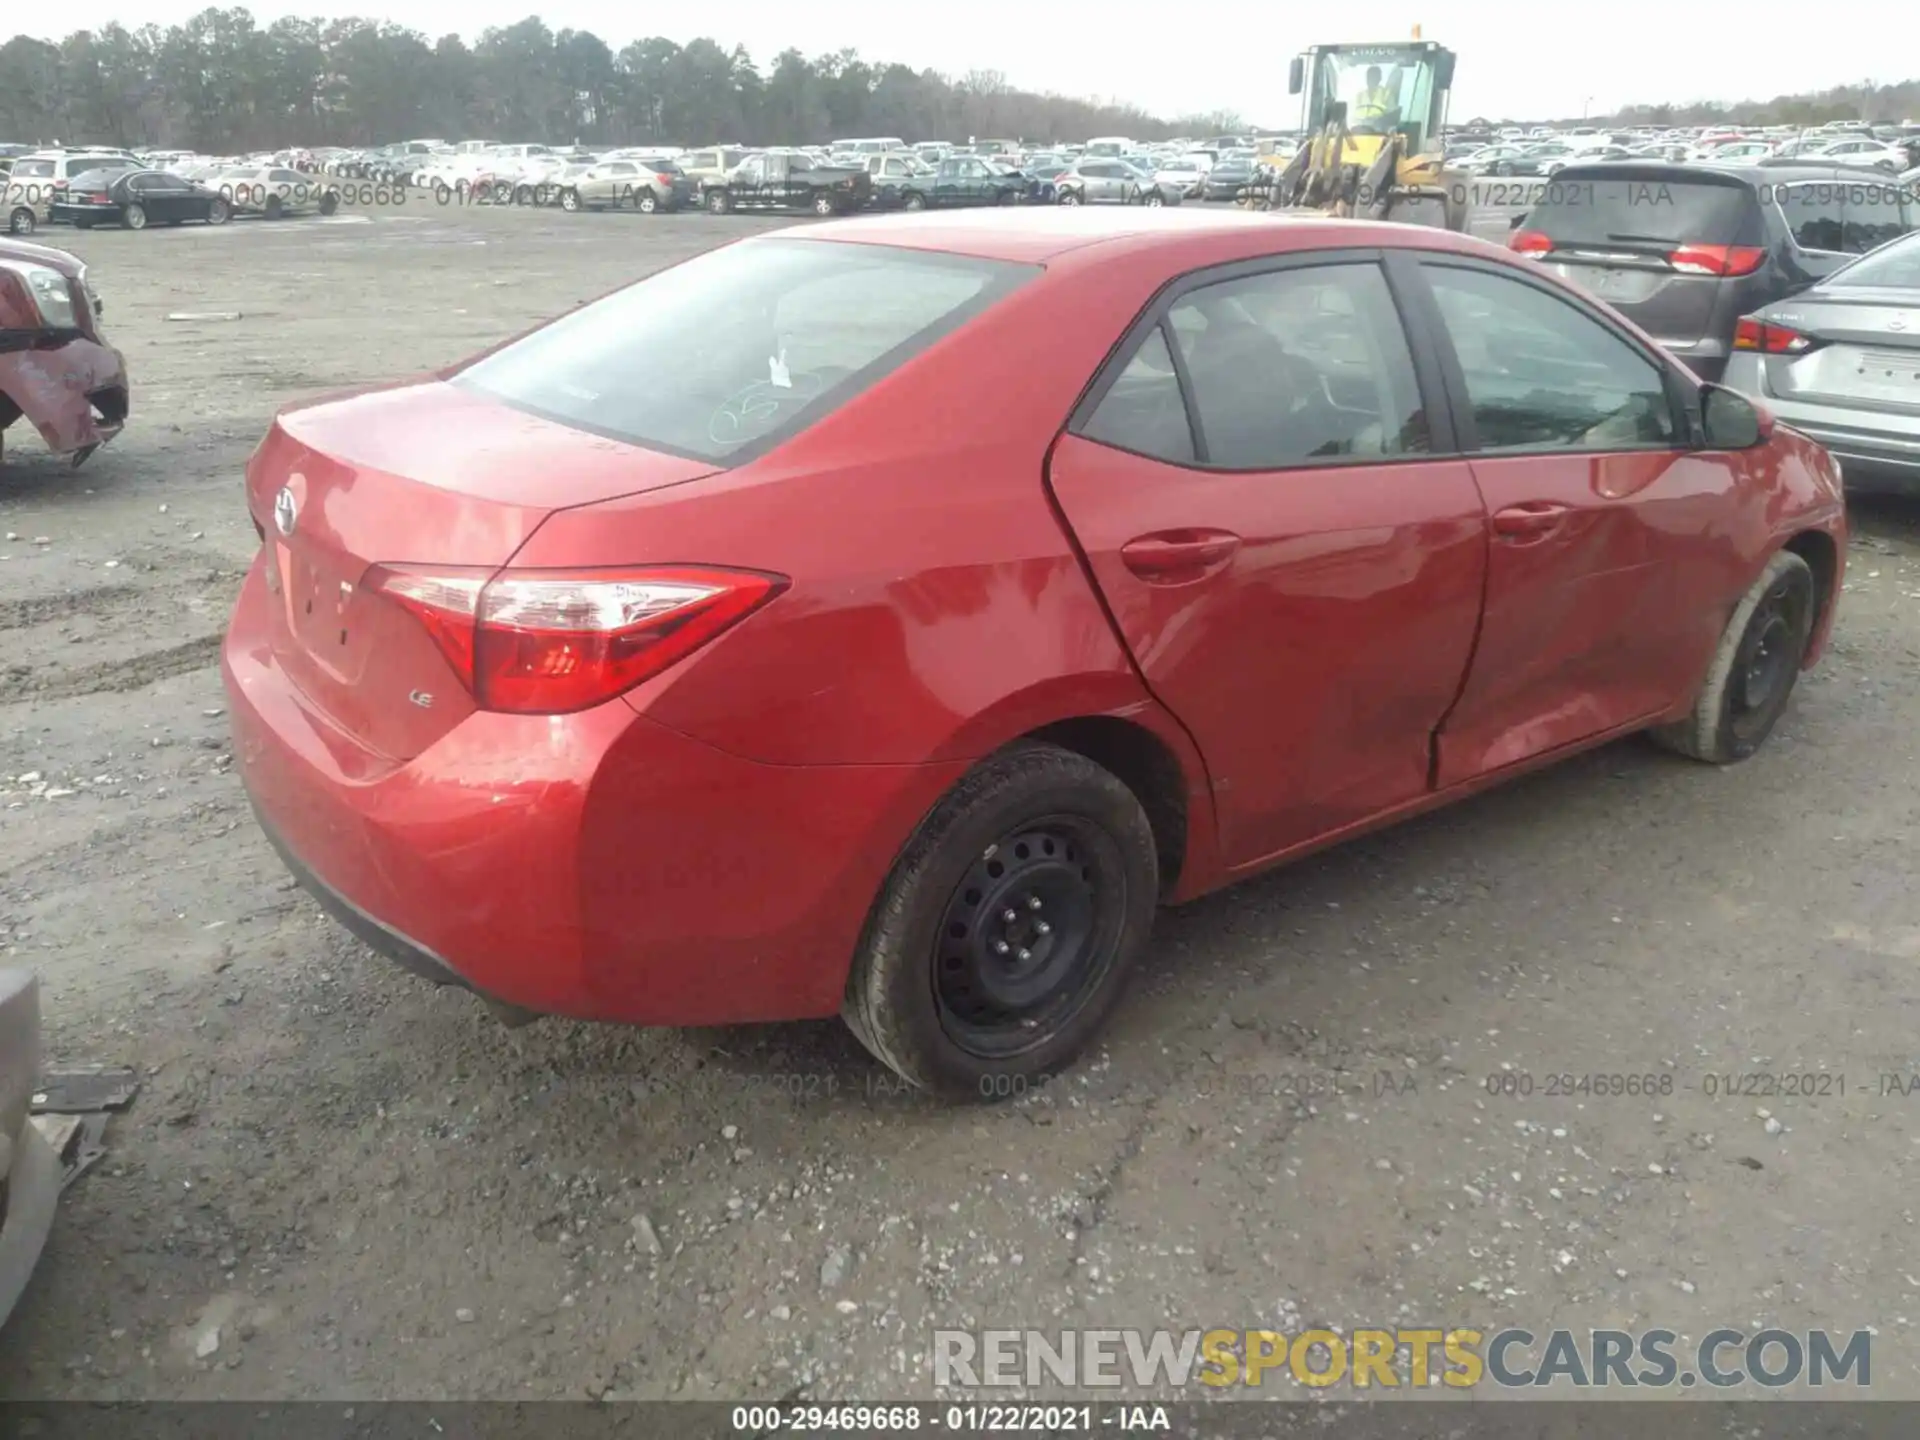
[{"x1": 273, "y1": 485, "x2": 298, "y2": 536}]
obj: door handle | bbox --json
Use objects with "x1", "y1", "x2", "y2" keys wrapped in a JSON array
[
  {"x1": 1491, "y1": 502, "x2": 1571, "y2": 539},
  {"x1": 1120, "y1": 529, "x2": 1242, "y2": 583}
]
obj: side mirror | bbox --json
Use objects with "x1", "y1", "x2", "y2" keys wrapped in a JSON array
[
  {"x1": 1700, "y1": 384, "x2": 1769, "y2": 449},
  {"x1": 1435, "y1": 53, "x2": 1456, "y2": 90},
  {"x1": 1288, "y1": 57, "x2": 1305, "y2": 95}
]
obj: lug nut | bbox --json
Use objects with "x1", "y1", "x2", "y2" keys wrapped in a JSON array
[
  {"x1": 1028, "y1": 896, "x2": 1043, "y2": 910},
  {"x1": 1001, "y1": 908, "x2": 1017, "y2": 923},
  {"x1": 1017, "y1": 949, "x2": 1032, "y2": 962},
  {"x1": 1035, "y1": 921, "x2": 1051, "y2": 935},
  {"x1": 994, "y1": 940, "x2": 1010, "y2": 955}
]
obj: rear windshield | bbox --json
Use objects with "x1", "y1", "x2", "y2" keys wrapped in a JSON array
[
  {"x1": 1526, "y1": 175, "x2": 1762, "y2": 246},
  {"x1": 454, "y1": 238, "x2": 1038, "y2": 464},
  {"x1": 1829, "y1": 231, "x2": 1920, "y2": 288}
]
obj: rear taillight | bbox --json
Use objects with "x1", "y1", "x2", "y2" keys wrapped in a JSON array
[
  {"x1": 1668, "y1": 244, "x2": 1766, "y2": 277},
  {"x1": 88, "y1": 192, "x2": 110, "y2": 204},
  {"x1": 654, "y1": 172, "x2": 674, "y2": 185},
  {"x1": 366, "y1": 564, "x2": 785, "y2": 715},
  {"x1": 1732, "y1": 317, "x2": 1814, "y2": 354},
  {"x1": 1510, "y1": 229, "x2": 1553, "y2": 255}
]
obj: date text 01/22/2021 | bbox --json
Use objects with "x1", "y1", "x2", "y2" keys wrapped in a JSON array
[{"x1": 1481, "y1": 1070, "x2": 1919, "y2": 1100}]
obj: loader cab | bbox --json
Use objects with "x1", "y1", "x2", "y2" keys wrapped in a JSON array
[{"x1": 1288, "y1": 42, "x2": 1455, "y2": 156}]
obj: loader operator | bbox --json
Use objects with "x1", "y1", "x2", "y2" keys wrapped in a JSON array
[{"x1": 1351, "y1": 66, "x2": 1398, "y2": 130}]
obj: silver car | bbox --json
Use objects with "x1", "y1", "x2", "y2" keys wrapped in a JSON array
[
  {"x1": 1724, "y1": 229, "x2": 1920, "y2": 495},
  {"x1": 0, "y1": 971, "x2": 55, "y2": 1327},
  {"x1": 1055, "y1": 159, "x2": 1178, "y2": 207}
]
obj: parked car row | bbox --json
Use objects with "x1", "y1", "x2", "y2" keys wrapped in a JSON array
[{"x1": 7, "y1": 151, "x2": 340, "y2": 235}]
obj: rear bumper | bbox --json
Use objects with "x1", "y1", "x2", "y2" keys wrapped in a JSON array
[
  {"x1": 0, "y1": 1121, "x2": 58, "y2": 1327},
  {"x1": 0, "y1": 970, "x2": 55, "y2": 1328},
  {"x1": 0, "y1": 335, "x2": 129, "y2": 458},
  {"x1": 222, "y1": 556, "x2": 963, "y2": 1026}
]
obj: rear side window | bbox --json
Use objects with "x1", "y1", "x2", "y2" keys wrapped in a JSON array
[
  {"x1": 1775, "y1": 184, "x2": 1846, "y2": 252},
  {"x1": 454, "y1": 238, "x2": 1037, "y2": 465},
  {"x1": 13, "y1": 159, "x2": 55, "y2": 179},
  {"x1": 1778, "y1": 181, "x2": 1916, "y2": 254},
  {"x1": 1527, "y1": 176, "x2": 1761, "y2": 247},
  {"x1": 1426, "y1": 265, "x2": 1678, "y2": 453},
  {"x1": 1168, "y1": 264, "x2": 1428, "y2": 468},
  {"x1": 1081, "y1": 328, "x2": 1194, "y2": 463}
]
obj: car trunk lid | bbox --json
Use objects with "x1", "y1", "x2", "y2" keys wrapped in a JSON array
[
  {"x1": 1753, "y1": 289, "x2": 1920, "y2": 413},
  {"x1": 244, "y1": 380, "x2": 719, "y2": 761}
]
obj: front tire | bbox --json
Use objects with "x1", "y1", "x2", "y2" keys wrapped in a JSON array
[
  {"x1": 8, "y1": 207, "x2": 33, "y2": 235},
  {"x1": 842, "y1": 742, "x2": 1158, "y2": 1098},
  {"x1": 707, "y1": 188, "x2": 731, "y2": 214},
  {"x1": 206, "y1": 198, "x2": 230, "y2": 225},
  {"x1": 813, "y1": 193, "x2": 837, "y2": 216},
  {"x1": 1058, "y1": 188, "x2": 1082, "y2": 206},
  {"x1": 264, "y1": 195, "x2": 284, "y2": 219},
  {"x1": 559, "y1": 188, "x2": 580, "y2": 212},
  {"x1": 903, "y1": 191, "x2": 927, "y2": 212},
  {"x1": 1651, "y1": 550, "x2": 1816, "y2": 764}
]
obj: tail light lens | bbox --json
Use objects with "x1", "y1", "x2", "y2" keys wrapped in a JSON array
[
  {"x1": 1510, "y1": 229, "x2": 1553, "y2": 255},
  {"x1": 654, "y1": 172, "x2": 674, "y2": 185},
  {"x1": 1732, "y1": 317, "x2": 1815, "y2": 354},
  {"x1": 367, "y1": 564, "x2": 785, "y2": 715},
  {"x1": 1668, "y1": 244, "x2": 1766, "y2": 276}
]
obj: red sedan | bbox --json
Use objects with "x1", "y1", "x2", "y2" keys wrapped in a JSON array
[{"x1": 223, "y1": 209, "x2": 1846, "y2": 1097}]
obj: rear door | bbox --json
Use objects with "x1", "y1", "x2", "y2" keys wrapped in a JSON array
[
  {"x1": 1519, "y1": 168, "x2": 1768, "y2": 360},
  {"x1": 1407, "y1": 255, "x2": 1737, "y2": 784},
  {"x1": 1046, "y1": 252, "x2": 1488, "y2": 869}
]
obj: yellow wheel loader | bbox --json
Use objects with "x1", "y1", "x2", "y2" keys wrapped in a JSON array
[{"x1": 1244, "y1": 37, "x2": 1466, "y2": 230}]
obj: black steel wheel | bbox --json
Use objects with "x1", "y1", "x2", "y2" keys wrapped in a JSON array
[
  {"x1": 843, "y1": 742, "x2": 1158, "y2": 1098},
  {"x1": 1651, "y1": 550, "x2": 1816, "y2": 764},
  {"x1": 932, "y1": 818, "x2": 1124, "y2": 1059}
]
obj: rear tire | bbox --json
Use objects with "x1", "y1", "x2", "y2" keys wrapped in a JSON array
[
  {"x1": 8, "y1": 207, "x2": 33, "y2": 235},
  {"x1": 559, "y1": 188, "x2": 580, "y2": 212},
  {"x1": 265, "y1": 195, "x2": 284, "y2": 219},
  {"x1": 638, "y1": 191, "x2": 658, "y2": 213},
  {"x1": 842, "y1": 742, "x2": 1158, "y2": 1099},
  {"x1": 1650, "y1": 550, "x2": 1816, "y2": 764},
  {"x1": 707, "y1": 188, "x2": 731, "y2": 214},
  {"x1": 903, "y1": 192, "x2": 927, "y2": 212},
  {"x1": 813, "y1": 193, "x2": 836, "y2": 216},
  {"x1": 1058, "y1": 188, "x2": 1082, "y2": 206},
  {"x1": 124, "y1": 203, "x2": 148, "y2": 230}
]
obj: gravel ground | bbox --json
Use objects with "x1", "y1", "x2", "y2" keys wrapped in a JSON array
[{"x1": 1, "y1": 197, "x2": 1918, "y2": 1403}]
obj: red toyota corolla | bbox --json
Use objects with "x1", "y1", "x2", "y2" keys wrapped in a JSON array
[{"x1": 224, "y1": 209, "x2": 1846, "y2": 1097}]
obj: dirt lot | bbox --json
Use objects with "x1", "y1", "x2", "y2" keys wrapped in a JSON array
[{"x1": 2, "y1": 198, "x2": 1919, "y2": 1403}]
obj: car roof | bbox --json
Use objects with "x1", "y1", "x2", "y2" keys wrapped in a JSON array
[
  {"x1": 1552, "y1": 159, "x2": 1897, "y2": 187},
  {"x1": 770, "y1": 207, "x2": 1502, "y2": 265}
]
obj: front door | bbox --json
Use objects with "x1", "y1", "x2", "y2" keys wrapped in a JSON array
[
  {"x1": 1047, "y1": 255, "x2": 1488, "y2": 868},
  {"x1": 1411, "y1": 256, "x2": 1734, "y2": 784}
]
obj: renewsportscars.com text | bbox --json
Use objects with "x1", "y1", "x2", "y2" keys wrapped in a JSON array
[{"x1": 933, "y1": 1327, "x2": 1872, "y2": 1390}]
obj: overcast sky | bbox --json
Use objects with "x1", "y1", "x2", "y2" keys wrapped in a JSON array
[{"x1": 27, "y1": 0, "x2": 1914, "y2": 124}]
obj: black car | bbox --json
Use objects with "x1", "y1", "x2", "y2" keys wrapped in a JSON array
[
  {"x1": 1510, "y1": 161, "x2": 1917, "y2": 382},
  {"x1": 50, "y1": 167, "x2": 231, "y2": 230}
]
